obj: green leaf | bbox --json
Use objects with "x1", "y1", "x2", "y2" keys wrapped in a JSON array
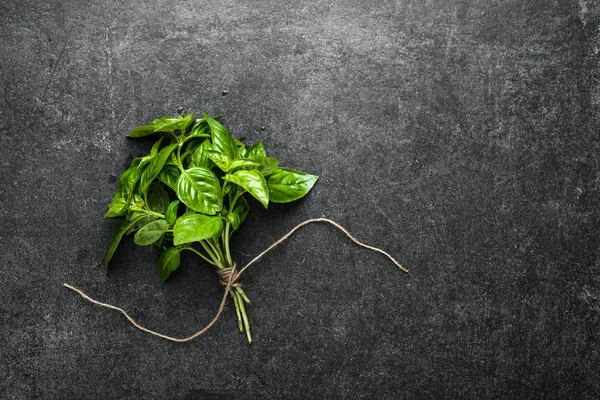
[
  {"x1": 158, "y1": 247, "x2": 181, "y2": 282},
  {"x1": 173, "y1": 214, "x2": 223, "y2": 245},
  {"x1": 139, "y1": 137, "x2": 164, "y2": 167},
  {"x1": 140, "y1": 143, "x2": 178, "y2": 194},
  {"x1": 148, "y1": 184, "x2": 169, "y2": 213},
  {"x1": 127, "y1": 113, "x2": 195, "y2": 138},
  {"x1": 205, "y1": 149, "x2": 232, "y2": 171},
  {"x1": 229, "y1": 158, "x2": 261, "y2": 171},
  {"x1": 128, "y1": 125, "x2": 155, "y2": 138},
  {"x1": 246, "y1": 141, "x2": 266, "y2": 158},
  {"x1": 252, "y1": 156, "x2": 279, "y2": 174},
  {"x1": 104, "y1": 215, "x2": 146, "y2": 268},
  {"x1": 165, "y1": 200, "x2": 179, "y2": 225},
  {"x1": 228, "y1": 195, "x2": 249, "y2": 230},
  {"x1": 104, "y1": 196, "x2": 128, "y2": 218},
  {"x1": 134, "y1": 220, "x2": 168, "y2": 246},
  {"x1": 191, "y1": 140, "x2": 215, "y2": 169},
  {"x1": 223, "y1": 170, "x2": 269, "y2": 208},
  {"x1": 175, "y1": 167, "x2": 222, "y2": 215},
  {"x1": 266, "y1": 168, "x2": 318, "y2": 203},
  {"x1": 203, "y1": 112, "x2": 239, "y2": 159},
  {"x1": 157, "y1": 164, "x2": 181, "y2": 191},
  {"x1": 125, "y1": 214, "x2": 158, "y2": 235}
]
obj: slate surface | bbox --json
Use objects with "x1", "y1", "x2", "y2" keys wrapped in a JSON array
[{"x1": 1, "y1": 0, "x2": 599, "y2": 398}]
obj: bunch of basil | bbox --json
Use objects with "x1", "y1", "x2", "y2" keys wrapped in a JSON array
[{"x1": 103, "y1": 112, "x2": 318, "y2": 342}]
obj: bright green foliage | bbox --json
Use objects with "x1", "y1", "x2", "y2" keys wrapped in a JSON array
[{"x1": 102, "y1": 112, "x2": 318, "y2": 343}]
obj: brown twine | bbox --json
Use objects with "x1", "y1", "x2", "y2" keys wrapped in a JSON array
[{"x1": 63, "y1": 217, "x2": 408, "y2": 342}]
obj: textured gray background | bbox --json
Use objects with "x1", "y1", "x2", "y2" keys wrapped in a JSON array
[{"x1": 1, "y1": 0, "x2": 599, "y2": 398}]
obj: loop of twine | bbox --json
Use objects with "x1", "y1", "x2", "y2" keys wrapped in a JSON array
[{"x1": 64, "y1": 218, "x2": 409, "y2": 343}]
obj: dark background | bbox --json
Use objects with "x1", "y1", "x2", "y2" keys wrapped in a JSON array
[{"x1": 1, "y1": 0, "x2": 599, "y2": 398}]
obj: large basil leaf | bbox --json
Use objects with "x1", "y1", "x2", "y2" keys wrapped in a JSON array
[
  {"x1": 266, "y1": 168, "x2": 318, "y2": 203},
  {"x1": 157, "y1": 164, "x2": 181, "y2": 191},
  {"x1": 173, "y1": 214, "x2": 223, "y2": 245},
  {"x1": 147, "y1": 183, "x2": 169, "y2": 213},
  {"x1": 165, "y1": 200, "x2": 179, "y2": 225},
  {"x1": 134, "y1": 219, "x2": 168, "y2": 246},
  {"x1": 223, "y1": 170, "x2": 269, "y2": 208},
  {"x1": 203, "y1": 112, "x2": 238, "y2": 159},
  {"x1": 204, "y1": 150, "x2": 261, "y2": 172},
  {"x1": 158, "y1": 247, "x2": 181, "y2": 282},
  {"x1": 104, "y1": 214, "x2": 146, "y2": 268},
  {"x1": 140, "y1": 143, "x2": 178, "y2": 194},
  {"x1": 175, "y1": 167, "x2": 222, "y2": 215}
]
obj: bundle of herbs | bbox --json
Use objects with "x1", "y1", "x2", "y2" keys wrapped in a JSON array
[{"x1": 103, "y1": 112, "x2": 318, "y2": 343}]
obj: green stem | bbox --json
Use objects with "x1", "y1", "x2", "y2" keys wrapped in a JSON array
[
  {"x1": 200, "y1": 240, "x2": 221, "y2": 267},
  {"x1": 182, "y1": 246, "x2": 216, "y2": 266},
  {"x1": 236, "y1": 290, "x2": 252, "y2": 343},
  {"x1": 231, "y1": 291, "x2": 244, "y2": 332},
  {"x1": 223, "y1": 222, "x2": 233, "y2": 266},
  {"x1": 130, "y1": 207, "x2": 165, "y2": 219}
]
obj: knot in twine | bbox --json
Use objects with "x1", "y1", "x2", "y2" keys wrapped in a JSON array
[
  {"x1": 218, "y1": 264, "x2": 241, "y2": 288},
  {"x1": 63, "y1": 218, "x2": 409, "y2": 343}
]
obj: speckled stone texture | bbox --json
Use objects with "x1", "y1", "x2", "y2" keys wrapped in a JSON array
[{"x1": 1, "y1": 0, "x2": 599, "y2": 398}]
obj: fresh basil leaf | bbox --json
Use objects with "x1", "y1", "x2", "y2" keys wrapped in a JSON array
[
  {"x1": 203, "y1": 112, "x2": 239, "y2": 159},
  {"x1": 266, "y1": 168, "x2": 318, "y2": 203},
  {"x1": 125, "y1": 214, "x2": 158, "y2": 235},
  {"x1": 191, "y1": 140, "x2": 215, "y2": 169},
  {"x1": 139, "y1": 137, "x2": 164, "y2": 167},
  {"x1": 128, "y1": 125, "x2": 155, "y2": 138},
  {"x1": 158, "y1": 247, "x2": 180, "y2": 282},
  {"x1": 157, "y1": 164, "x2": 180, "y2": 191},
  {"x1": 134, "y1": 219, "x2": 168, "y2": 246},
  {"x1": 228, "y1": 195, "x2": 249, "y2": 230},
  {"x1": 246, "y1": 141, "x2": 266, "y2": 158},
  {"x1": 148, "y1": 183, "x2": 169, "y2": 213},
  {"x1": 229, "y1": 158, "x2": 261, "y2": 171},
  {"x1": 173, "y1": 214, "x2": 223, "y2": 245},
  {"x1": 223, "y1": 170, "x2": 269, "y2": 208},
  {"x1": 165, "y1": 200, "x2": 179, "y2": 225},
  {"x1": 205, "y1": 150, "x2": 232, "y2": 171},
  {"x1": 140, "y1": 143, "x2": 178, "y2": 194},
  {"x1": 252, "y1": 155, "x2": 279, "y2": 173},
  {"x1": 104, "y1": 196, "x2": 128, "y2": 218},
  {"x1": 175, "y1": 167, "x2": 222, "y2": 215},
  {"x1": 104, "y1": 215, "x2": 146, "y2": 269}
]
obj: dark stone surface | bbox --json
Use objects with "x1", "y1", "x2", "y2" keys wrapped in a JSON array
[{"x1": 1, "y1": 0, "x2": 599, "y2": 398}]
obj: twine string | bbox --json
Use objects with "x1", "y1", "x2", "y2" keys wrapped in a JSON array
[{"x1": 64, "y1": 218, "x2": 408, "y2": 342}]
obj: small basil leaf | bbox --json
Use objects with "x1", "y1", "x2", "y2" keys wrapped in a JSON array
[
  {"x1": 228, "y1": 195, "x2": 249, "y2": 230},
  {"x1": 246, "y1": 141, "x2": 266, "y2": 158},
  {"x1": 227, "y1": 212, "x2": 240, "y2": 230},
  {"x1": 191, "y1": 140, "x2": 215, "y2": 169},
  {"x1": 229, "y1": 158, "x2": 261, "y2": 171},
  {"x1": 128, "y1": 125, "x2": 155, "y2": 138},
  {"x1": 157, "y1": 164, "x2": 181, "y2": 191},
  {"x1": 139, "y1": 136, "x2": 164, "y2": 167},
  {"x1": 165, "y1": 200, "x2": 180, "y2": 225},
  {"x1": 134, "y1": 219, "x2": 168, "y2": 246},
  {"x1": 175, "y1": 167, "x2": 222, "y2": 215},
  {"x1": 203, "y1": 112, "x2": 239, "y2": 159},
  {"x1": 158, "y1": 247, "x2": 181, "y2": 282},
  {"x1": 205, "y1": 150, "x2": 232, "y2": 172},
  {"x1": 266, "y1": 168, "x2": 318, "y2": 203},
  {"x1": 104, "y1": 215, "x2": 146, "y2": 269},
  {"x1": 252, "y1": 155, "x2": 279, "y2": 174},
  {"x1": 148, "y1": 183, "x2": 169, "y2": 213},
  {"x1": 223, "y1": 170, "x2": 269, "y2": 208},
  {"x1": 125, "y1": 214, "x2": 158, "y2": 235},
  {"x1": 140, "y1": 143, "x2": 178, "y2": 194},
  {"x1": 104, "y1": 196, "x2": 128, "y2": 218},
  {"x1": 173, "y1": 214, "x2": 223, "y2": 245}
]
